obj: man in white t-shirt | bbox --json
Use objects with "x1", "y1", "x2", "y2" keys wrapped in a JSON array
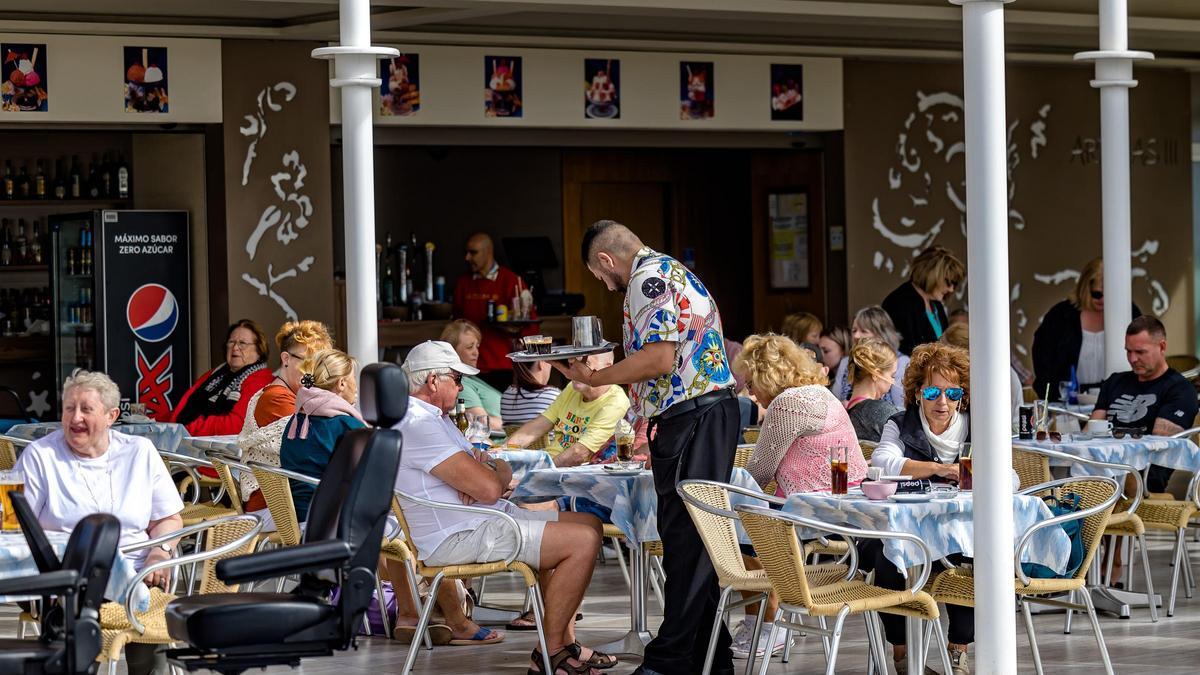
[{"x1": 395, "y1": 341, "x2": 612, "y2": 671}]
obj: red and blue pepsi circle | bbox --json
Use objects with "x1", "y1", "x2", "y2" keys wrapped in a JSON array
[{"x1": 126, "y1": 283, "x2": 179, "y2": 343}]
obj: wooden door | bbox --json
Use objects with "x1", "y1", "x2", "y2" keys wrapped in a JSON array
[{"x1": 576, "y1": 182, "x2": 669, "y2": 349}]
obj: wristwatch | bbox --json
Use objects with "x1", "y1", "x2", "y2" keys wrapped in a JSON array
[{"x1": 158, "y1": 542, "x2": 174, "y2": 555}]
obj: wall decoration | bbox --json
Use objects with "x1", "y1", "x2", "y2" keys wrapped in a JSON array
[
  {"x1": 680, "y1": 61, "x2": 714, "y2": 120},
  {"x1": 380, "y1": 53, "x2": 419, "y2": 117},
  {"x1": 770, "y1": 63, "x2": 803, "y2": 121},
  {"x1": 124, "y1": 46, "x2": 169, "y2": 113},
  {"x1": 485, "y1": 56, "x2": 522, "y2": 118},
  {"x1": 1, "y1": 44, "x2": 47, "y2": 112},
  {"x1": 584, "y1": 58, "x2": 619, "y2": 119},
  {"x1": 238, "y1": 81, "x2": 297, "y2": 186},
  {"x1": 768, "y1": 192, "x2": 810, "y2": 289}
]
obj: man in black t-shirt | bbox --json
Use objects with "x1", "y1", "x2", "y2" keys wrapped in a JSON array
[{"x1": 1093, "y1": 316, "x2": 1198, "y2": 495}]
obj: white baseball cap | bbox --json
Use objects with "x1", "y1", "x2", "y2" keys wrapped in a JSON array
[{"x1": 403, "y1": 340, "x2": 480, "y2": 376}]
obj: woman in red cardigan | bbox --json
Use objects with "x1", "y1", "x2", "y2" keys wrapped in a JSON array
[{"x1": 170, "y1": 319, "x2": 274, "y2": 436}]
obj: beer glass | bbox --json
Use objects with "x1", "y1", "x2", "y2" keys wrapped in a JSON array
[
  {"x1": 958, "y1": 443, "x2": 973, "y2": 491},
  {"x1": 829, "y1": 446, "x2": 849, "y2": 496},
  {"x1": 0, "y1": 470, "x2": 25, "y2": 531}
]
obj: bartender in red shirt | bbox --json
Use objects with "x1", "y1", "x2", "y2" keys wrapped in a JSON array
[{"x1": 453, "y1": 233, "x2": 535, "y2": 390}]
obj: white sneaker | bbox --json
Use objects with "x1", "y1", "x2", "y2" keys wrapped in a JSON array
[
  {"x1": 732, "y1": 623, "x2": 787, "y2": 659},
  {"x1": 729, "y1": 619, "x2": 755, "y2": 659}
]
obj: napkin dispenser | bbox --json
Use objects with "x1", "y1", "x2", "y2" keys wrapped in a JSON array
[{"x1": 895, "y1": 479, "x2": 933, "y2": 494}]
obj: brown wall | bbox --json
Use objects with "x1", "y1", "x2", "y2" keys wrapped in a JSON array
[
  {"x1": 844, "y1": 61, "x2": 1193, "y2": 361},
  {"x1": 220, "y1": 40, "x2": 335, "y2": 364}
]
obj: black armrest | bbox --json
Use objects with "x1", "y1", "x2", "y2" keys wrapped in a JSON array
[
  {"x1": 0, "y1": 569, "x2": 80, "y2": 597},
  {"x1": 216, "y1": 540, "x2": 353, "y2": 584}
]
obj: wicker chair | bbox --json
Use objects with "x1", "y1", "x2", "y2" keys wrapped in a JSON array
[
  {"x1": 158, "y1": 451, "x2": 238, "y2": 526},
  {"x1": 204, "y1": 452, "x2": 246, "y2": 516},
  {"x1": 0, "y1": 438, "x2": 15, "y2": 471},
  {"x1": 96, "y1": 514, "x2": 263, "y2": 675},
  {"x1": 930, "y1": 476, "x2": 1121, "y2": 675},
  {"x1": 393, "y1": 490, "x2": 553, "y2": 675},
  {"x1": 736, "y1": 503, "x2": 952, "y2": 675},
  {"x1": 1011, "y1": 446, "x2": 1052, "y2": 492},
  {"x1": 502, "y1": 423, "x2": 550, "y2": 450},
  {"x1": 679, "y1": 480, "x2": 849, "y2": 675},
  {"x1": 742, "y1": 426, "x2": 760, "y2": 444},
  {"x1": 858, "y1": 440, "x2": 877, "y2": 463}
]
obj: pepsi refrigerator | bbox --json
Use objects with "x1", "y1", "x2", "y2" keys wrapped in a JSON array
[{"x1": 49, "y1": 210, "x2": 191, "y2": 420}]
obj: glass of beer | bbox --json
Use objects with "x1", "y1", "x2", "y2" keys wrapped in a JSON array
[
  {"x1": 829, "y1": 446, "x2": 849, "y2": 496},
  {"x1": 616, "y1": 420, "x2": 635, "y2": 462},
  {"x1": 0, "y1": 470, "x2": 25, "y2": 532},
  {"x1": 958, "y1": 443, "x2": 973, "y2": 491}
]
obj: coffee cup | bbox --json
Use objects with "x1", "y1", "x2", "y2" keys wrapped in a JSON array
[{"x1": 1086, "y1": 419, "x2": 1113, "y2": 437}]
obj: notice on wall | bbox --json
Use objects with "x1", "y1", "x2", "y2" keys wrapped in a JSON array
[
  {"x1": 124, "y1": 46, "x2": 169, "y2": 113},
  {"x1": 768, "y1": 192, "x2": 809, "y2": 289},
  {"x1": 680, "y1": 61, "x2": 714, "y2": 120},
  {"x1": 381, "y1": 53, "x2": 419, "y2": 117},
  {"x1": 2, "y1": 43, "x2": 48, "y2": 112},
  {"x1": 584, "y1": 58, "x2": 619, "y2": 119},
  {"x1": 485, "y1": 55, "x2": 522, "y2": 118}
]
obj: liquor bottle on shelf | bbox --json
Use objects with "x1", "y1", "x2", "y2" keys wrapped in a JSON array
[
  {"x1": 52, "y1": 159, "x2": 66, "y2": 200},
  {"x1": 29, "y1": 219, "x2": 41, "y2": 264},
  {"x1": 34, "y1": 160, "x2": 46, "y2": 199},
  {"x1": 87, "y1": 154, "x2": 101, "y2": 199},
  {"x1": 2, "y1": 161, "x2": 12, "y2": 200},
  {"x1": 67, "y1": 248, "x2": 76, "y2": 276},
  {"x1": 14, "y1": 219, "x2": 26, "y2": 265},
  {"x1": 15, "y1": 162, "x2": 30, "y2": 199},
  {"x1": 0, "y1": 221, "x2": 10, "y2": 266},
  {"x1": 69, "y1": 155, "x2": 81, "y2": 199},
  {"x1": 382, "y1": 258, "x2": 395, "y2": 307},
  {"x1": 116, "y1": 153, "x2": 130, "y2": 199},
  {"x1": 100, "y1": 152, "x2": 113, "y2": 198}
]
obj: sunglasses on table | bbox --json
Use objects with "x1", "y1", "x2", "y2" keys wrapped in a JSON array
[
  {"x1": 1036, "y1": 430, "x2": 1062, "y2": 442},
  {"x1": 921, "y1": 386, "x2": 964, "y2": 402},
  {"x1": 1113, "y1": 428, "x2": 1144, "y2": 439}
]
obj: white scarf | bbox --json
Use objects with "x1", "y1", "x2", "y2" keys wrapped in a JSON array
[{"x1": 919, "y1": 407, "x2": 968, "y2": 464}]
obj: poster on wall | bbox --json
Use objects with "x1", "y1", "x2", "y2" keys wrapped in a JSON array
[
  {"x1": 1, "y1": 44, "x2": 47, "y2": 112},
  {"x1": 485, "y1": 55, "x2": 522, "y2": 118},
  {"x1": 768, "y1": 192, "x2": 810, "y2": 289},
  {"x1": 124, "y1": 47, "x2": 169, "y2": 113},
  {"x1": 380, "y1": 53, "x2": 420, "y2": 117},
  {"x1": 680, "y1": 61, "x2": 714, "y2": 120},
  {"x1": 770, "y1": 64, "x2": 804, "y2": 121},
  {"x1": 584, "y1": 58, "x2": 619, "y2": 119}
]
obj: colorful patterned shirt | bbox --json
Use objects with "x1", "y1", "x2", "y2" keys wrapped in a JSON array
[{"x1": 623, "y1": 248, "x2": 733, "y2": 417}]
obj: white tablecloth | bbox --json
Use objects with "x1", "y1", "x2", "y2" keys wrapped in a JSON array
[
  {"x1": 9, "y1": 422, "x2": 187, "y2": 455},
  {"x1": 1018, "y1": 435, "x2": 1200, "y2": 478},
  {"x1": 782, "y1": 490, "x2": 1071, "y2": 576},
  {"x1": 0, "y1": 531, "x2": 148, "y2": 611},
  {"x1": 179, "y1": 435, "x2": 241, "y2": 460}
]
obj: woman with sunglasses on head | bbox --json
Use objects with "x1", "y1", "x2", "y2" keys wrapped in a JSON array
[
  {"x1": 1032, "y1": 258, "x2": 1141, "y2": 402},
  {"x1": 881, "y1": 245, "x2": 965, "y2": 356},
  {"x1": 170, "y1": 319, "x2": 274, "y2": 435}
]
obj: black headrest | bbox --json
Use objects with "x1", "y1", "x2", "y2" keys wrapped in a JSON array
[
  {"x1": 303, "y1": 427, "x2": 402, "y2": 572},
  {"x1": 359, "y1": 362, "x2": 408, "y2": 428},
  {"x1": 57, "y1": 510, "x2": 121, "y2": 611}
]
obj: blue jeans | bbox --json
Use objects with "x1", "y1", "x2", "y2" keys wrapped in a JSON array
[{"x1": 556, "y1": 496, "x2": 613, "y2": 522}]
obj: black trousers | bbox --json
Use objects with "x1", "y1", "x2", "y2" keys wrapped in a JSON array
[
  {"x1": 859, "y1": 540, "x2": 975, "y2": 646},
  {"x1": 641, "y1": 394, "x2": 739, "y2": 675}
]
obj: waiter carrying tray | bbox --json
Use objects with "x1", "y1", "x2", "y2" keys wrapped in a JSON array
[{"x1": 553, "y1": 220, "x2": 739, "y2": 675}]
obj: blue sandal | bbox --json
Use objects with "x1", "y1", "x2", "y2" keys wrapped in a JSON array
[{"x1": 447, "y1": 627, "x2": 504, "y2": 646}]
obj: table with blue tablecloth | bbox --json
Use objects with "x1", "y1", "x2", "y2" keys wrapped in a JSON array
[
  {"x1": 0, "y1": 531, "x2": 149, "y2": 611},
  {"x1": 489, "y1": 448, "x2": 554, "y2": 484},
  {"x1": 1018, "y1": 435, "x2": 1200, "y2": 479},
  {"x1": 8, "y1": 422, "x2": 187, "y2": 455},
  {"x1": 783, "y1": 489, "x2": 1072, "y2": 576}
]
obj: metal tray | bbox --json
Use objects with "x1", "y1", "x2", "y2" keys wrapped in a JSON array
[{"x1": 506, "y1": 341, "x2": 617, "y2": 363}]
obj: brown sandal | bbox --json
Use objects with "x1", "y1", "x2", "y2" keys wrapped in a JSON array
[
  {"x1": 567, "y1": 642, "x2": 618, "y2": 670},
  {"x1": 528, "y1": 647, "x2": 601, "y2": 675}
]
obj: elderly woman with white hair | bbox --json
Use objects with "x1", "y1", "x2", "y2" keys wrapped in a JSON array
[{"x1": 14, "y1": 370, "x2": 184, "y2": 675}]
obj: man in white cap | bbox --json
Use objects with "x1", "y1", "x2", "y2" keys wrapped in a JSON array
[{"x1": 394, "y1": 341, "x2": 615, "y2": 672}]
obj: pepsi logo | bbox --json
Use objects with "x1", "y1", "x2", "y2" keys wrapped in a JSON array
[{"x1": 126, "y1": 284, "x2": 179, "y2": 343}]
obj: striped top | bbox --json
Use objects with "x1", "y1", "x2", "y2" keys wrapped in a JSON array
[{"x1": 501, "y1": 385, "x2": 561, "y2": 425}]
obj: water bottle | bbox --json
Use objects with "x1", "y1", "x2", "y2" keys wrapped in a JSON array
[{"x1": 1068, "y1": 365, "x2": 1079, "y2": 405}]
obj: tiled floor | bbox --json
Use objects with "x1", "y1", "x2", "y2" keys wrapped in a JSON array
[{"x1": 6, "y1": 532, "x2": 1200, "y2": 674}]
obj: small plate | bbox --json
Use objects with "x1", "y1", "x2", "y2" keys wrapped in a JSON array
[
  {"x1": 599, "y1": 468, "x2": 644, "y2": 476},
  {"x1": 888, "y1": 493, "x2": 936, "y2": 503},
  {"x1": 877, "y1": 475, "x2": 913, "y2": 482}
]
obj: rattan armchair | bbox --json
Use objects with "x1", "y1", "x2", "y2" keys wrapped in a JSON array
[
  {"x1": 393, "y1": 489, "x2": 553, "y2": 675},
  {"x1": 930, "y1": 476, "x2": 1120, "y2": 675},
  {"x1": 0, "y1": 438, "x2": 15, "y2": 471},
  {"x1": 502, "y1": 423, "x2": 550, "y2": 450},
  {"x1": 158, "y1": 451, "x2": 237, "y2": 525},
  {"x1": 736, "y1": 503, "x2": 952, "y2": 675},
  {"x1": 858, "y1": 440, "x2": 878, "y2": 462},
  {"x1": 742, "y1": 426, "x2": 760, "y2": 444},
  {"x1": 97, "y1": 514, "x2": 264, "y2": 675},
  {"x1": 678, "y1": 480, "x2": 850, "y2": 675}
]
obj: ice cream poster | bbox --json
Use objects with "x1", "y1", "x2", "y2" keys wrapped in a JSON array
[
  {"x1": 770, "y1": 64, "x2": 803, "y2": 121},
  {"x1": 380, "y1": 53, "x2": 419, "y2": 117},
  {"x1": 485, "y1": 56, "x2": 522, "y2": 118},
  {"x1": 584, "y1": 58, "x2": 619, "y2": 120},
  {"x1": 680, "y1": 61, "x2": 713, "y2": 120},
  {"x1": 1, "y1": 44, "x2": 47, "y2": 112},
  {"x1": 124, "y1": 47, "x2": 169, "y2": 113}
]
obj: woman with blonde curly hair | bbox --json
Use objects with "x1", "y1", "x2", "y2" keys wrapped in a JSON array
[{"x1": 844, "y1": 338, "x2": 900, "y2": 442}]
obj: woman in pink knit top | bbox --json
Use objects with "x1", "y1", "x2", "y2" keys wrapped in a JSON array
[{"x1": 734, "y1": 333, "x2": 868, "y2": 496}]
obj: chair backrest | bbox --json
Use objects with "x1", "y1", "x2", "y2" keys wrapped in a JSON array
[
  {"x1": 251, "y1": 465, "x2": 304, "y2": 547},
  {"x1": 859, "y1": 440, "x2": 878, "y2": 462},
  {"x1": 737, "y1": 506, "x2": 815, "y2": 609},
  {"x1": 678, "y1": 482, "x2": 753, "y2": 587},
  {"x1": 199, "y1": 516, "x2": 263, "y2": 594},
  {"x1": 502, "y1": 423, "x2": 549, "y2": 451},
  {"x1": 1064, "y1": 477, "x2": 1120, "y2": 582},
  {"x1": 0, "y1": 439, "x2": 16, "y2": 471},
  {"x1": 733, "y1": 444, "x2": 755, "y2": 469},
  {"x1": 0, "y1": 386, "x2": 25, "y2": 419},
  {"x1": 358, "y1": 363, "x2": 409, "y2": 428},
  {"x1": 389, "y1": 496, "x2": 418, "y2": 564},
  {"x1": 742, "y1": 427, "x2": 760, "y2": 444},
  {"x1": 1166, "y1": 354, "x2": 1199, "y2": 374},
  {"x1": 11, "y1": 490, "x2": 60, "y2": 573},
  {"x1": 1012, "y1": 447, "x2": 1052, "y2": 491},
  {"x1": 207, "y1": 453, "x2": 245, "y2": 515}
]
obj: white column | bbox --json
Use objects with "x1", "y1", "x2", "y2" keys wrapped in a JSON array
[
  {"x1": 312, "y1": 0, "x2": 398, "y2": 369},
  {"x1": 1076, "y1": 0, "x2": 1153, "y2": 376},
  {"x1": 952, "y1": 1, "x2": 1015, "y2": 672}
]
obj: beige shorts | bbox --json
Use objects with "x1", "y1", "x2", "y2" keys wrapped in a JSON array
[{"x1": 425, "y1": 509, "x2": 559, "y2": 570}]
